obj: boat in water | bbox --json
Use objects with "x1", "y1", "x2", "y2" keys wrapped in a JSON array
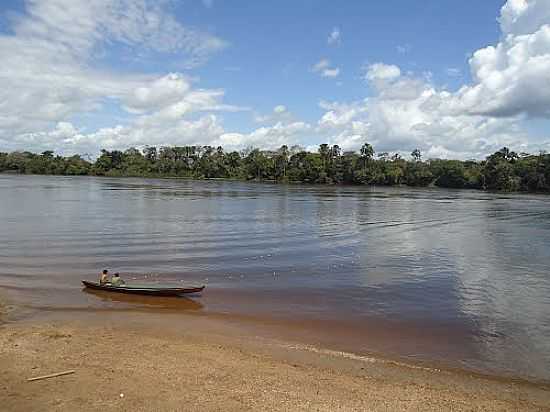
[{"x1": 82, "y1": 280, "x2": 205, "y2": 296}]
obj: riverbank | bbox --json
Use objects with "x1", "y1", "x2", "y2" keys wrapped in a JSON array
[
  {"x1": 5, "y1": 145, "x2": 550, "y2": 193},
  {"x1": 1, "y1": 308, "x2": 550, "y2": 411}
]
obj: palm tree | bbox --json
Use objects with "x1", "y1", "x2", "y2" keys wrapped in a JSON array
[
  {"x1": 276, "y1": 145, "x2": 289, "y2": 179},
  {"x1": 330, "y1": 144, "x2": 341, "y2": 159},
  {"x1": 411, "y1": 148, "x2": 422, "y2": 162},
  {"x1": 360, "y1": 143, "x2": 374, "y2": 172},
  {"x1": 319, "y1": 144, "x2": 330, "y2": 171},
  {"x1": 360, "y1": 143, "x2": 374, "y2": 159}
]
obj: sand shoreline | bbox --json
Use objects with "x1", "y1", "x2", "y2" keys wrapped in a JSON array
[
  {"x1": 9, "y1": 289, "x2": 550, "y2": 386},
  {"x1": 1, "y1": 296, "x2": 550, "y2": 411}
]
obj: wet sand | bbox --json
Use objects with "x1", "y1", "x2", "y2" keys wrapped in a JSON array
[
  {"x1": 1, "y1": 297, "x2": 550, "y2": 411},
  {"x1": 7, "y1": 285, "x2": 547, "y2": 382}
]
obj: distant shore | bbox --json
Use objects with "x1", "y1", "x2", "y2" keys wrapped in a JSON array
[
  {"x1": 3, "y1": 145, "x2": 550, "y2": 193},
  {"x1": 1, "y1": 303, "x2": 550, "y2": 411}
]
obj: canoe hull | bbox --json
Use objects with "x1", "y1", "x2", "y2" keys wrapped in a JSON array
[{"x1": 82, "y1": 280, "x2": 204, "y2": 296}]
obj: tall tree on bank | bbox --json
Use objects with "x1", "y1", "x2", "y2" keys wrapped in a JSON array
[{"x1": 275, "y1": 145, "x2": 289, "y2": 181}]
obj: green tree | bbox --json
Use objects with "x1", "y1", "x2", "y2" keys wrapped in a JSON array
[
  {"x1": 405, "y1": 161, "x2": 433, "y2": 186},
  {"x1": 0, "y1": 152, "x2": 7, "y2": 171},
  {"x1": 483, "y1": 147, "x2": 521, "y2": 191},
  {"x1": 356, "y1": 143, "x2": 375, "y2": 184},
  {"x1": 275, "y1": 145, "x2": 289, "y2": 181},
  {"x1": 411, "y1": 148, "x2": 422, "y2": 162},
  {"x1": 318, "y1": 144, "x2": 330, "y2": 173},
  {"x1": 226, "y1": 151, "x2": 243, "y2": 177},
  {"x1": 360, "y1": 143, "x2": 374, "y2": 161},
  {"x1": 431, "y1": 160, "x2": 467, "y2": 188},
  {"x1": 244, "y1": 149, "x2": 271, "y2": 180}
]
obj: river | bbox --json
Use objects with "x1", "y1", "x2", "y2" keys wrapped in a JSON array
[{"x1": 1, "y1": 174, "x2": 549, "y2": 382}]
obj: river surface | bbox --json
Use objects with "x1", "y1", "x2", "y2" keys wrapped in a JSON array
[{"x1": 1, "y1": 175, "x2": 550, "y2": 382}]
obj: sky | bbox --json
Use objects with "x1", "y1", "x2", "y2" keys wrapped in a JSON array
[{"x1": 1, "y1": 0, "x2": 550, "y2": 159}]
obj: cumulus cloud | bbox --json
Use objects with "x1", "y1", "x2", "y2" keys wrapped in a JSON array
[
  {"x1": 366, "y1": 1, "x2": 550, "y2": 121},
  {"x1": 0, "y1": 0, "x2": 233, "y2": 154},
  {"x1": 12, "y1": 114, "x2": 228, "y2": 156},
  {"x1": 327, "y1": 27, "x2": 341, "y2": 45},
  {"x1": 444, "y1": 0, "x2": 550, "y2": 118},
  {"x1": 312, "y1": 59, "x2": 341, "y2": 78},
  {"x1": 315, "y1": 63, "x2": 536, "y2": 159},
  {"x1": 123, "y1": 74, "x2": 193, "y2": 113},
  {"x1": 499, "y1": 0, "x2": 550, "y2": 35},
  {"x1": 254, "y1": 104, "x2": 293, "y2": 123},
  {"x1": 313, "y1": 0, "x2": 550, "y2": 158},
  {"x1": 229, "y1": 105, "x2": 311, "y2": 151},
  {"x1": 215, "y1": 122, "x2": 311, "y2": 151},
  {"x1": 364, "y1": 63, "x2": 401, "y2": 82}
]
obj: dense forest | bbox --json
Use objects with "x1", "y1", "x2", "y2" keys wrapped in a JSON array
[{"x1": 2, "y1": 143, "x2": 550, "y2": 192}]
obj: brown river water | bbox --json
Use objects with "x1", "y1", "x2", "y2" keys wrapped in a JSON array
[{"x1": 1, "y1": 175, "x2": 550, "y2": 382}]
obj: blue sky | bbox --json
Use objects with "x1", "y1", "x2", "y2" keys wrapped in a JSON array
[
  {"x1": 186, "y1": 0, "x2": 504, "y2": 130},
  {"x1": 1, "y1": 0, "x2": 549, "y2": 158}
]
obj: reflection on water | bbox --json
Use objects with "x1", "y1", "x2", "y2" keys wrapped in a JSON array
[
  {"x1": 82, "y1": 288, "x2": 203, "y2": 312},
  {"x1": 1, "y1": 175, "x2": 550, "y2": 381}
]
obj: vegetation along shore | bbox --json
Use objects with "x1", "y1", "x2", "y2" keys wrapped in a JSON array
[{"x1": 2, "y1": 144, "x2": 550, "y2": 193}]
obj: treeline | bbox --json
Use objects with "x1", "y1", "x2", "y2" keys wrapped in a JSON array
[{"x1": 2, "y1": 144, "x2": 550, "y2": 192}]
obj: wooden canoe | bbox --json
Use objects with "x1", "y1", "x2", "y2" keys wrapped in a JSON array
[{"x1": 82, "y1": 280, "x2": 205, "y2": 296}]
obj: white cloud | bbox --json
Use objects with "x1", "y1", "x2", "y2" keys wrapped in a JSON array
[
  {"x1": 10, "y1": 0, "x2": 226, "y2": 63},
  {"x1": 215, "y1": 122, "x2": 311, "y2": 151},
  {"x1": 124, "y1": 73, "x2": 192, "y2": 113},
  {"x1": 499, "y1": 0, "x2": 550, "y2": 36},
  {"x1": 312, "y1": 59, "x2": 330, "y2": 72},
  {"x1": 226, "y1": 105, "x2": 310, "y2": 151},
  {"x1": 315, "y1": 65, "x2": 540, "y2": 159},
  {"x1": 254, "y1": 105, "x2": 293, "y2": 124},
  {"x1": 318, "y1": 100, "x2": 367, "y2": 128},
  {"x1": 364, "y1": 63, "x2": 401, "y2": 82},
  {"x1": 0, "y1": 0, "x2": 233, "y2": 155},
  {"x1": 327, "y1": 27, "x2": 341, "y2": 45},
  {"x1": 322, "y1": 68, "x2": 340, "y2": 78},
  {"x1": 312, "y1": 59, "x2": 341, "y2": 78},
  {"x1": 274, "y1": 105, "x2": 287, "y2": 114},
  {"x1": 315, "y1": 0, "x2": 550, "y2": 158},
  {"x1": 446, "y1": 67, "x2": 462, "y2": 77},
  {"x1": 13, "y1": 114, "x2": 228, "y2": 156},
  {"x1": 442, "y1": 0, "x2": 550, "y2": 118}
]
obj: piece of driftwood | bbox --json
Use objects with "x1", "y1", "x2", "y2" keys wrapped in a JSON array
[{"x1": 27, "y1": 370, "x2": 75, "y2": 382}]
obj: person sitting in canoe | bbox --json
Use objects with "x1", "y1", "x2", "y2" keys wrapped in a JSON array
[
  {"x1": 99, "y1": 269, "x2": 109, "y2": 285},
  {"x1": 110, "y1": 273, "x2": 125, "y2": 287}
]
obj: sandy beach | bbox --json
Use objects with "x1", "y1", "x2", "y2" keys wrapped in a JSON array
[{"x1": 1, "y1": 298, "x2": 550, "y2": 412}]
